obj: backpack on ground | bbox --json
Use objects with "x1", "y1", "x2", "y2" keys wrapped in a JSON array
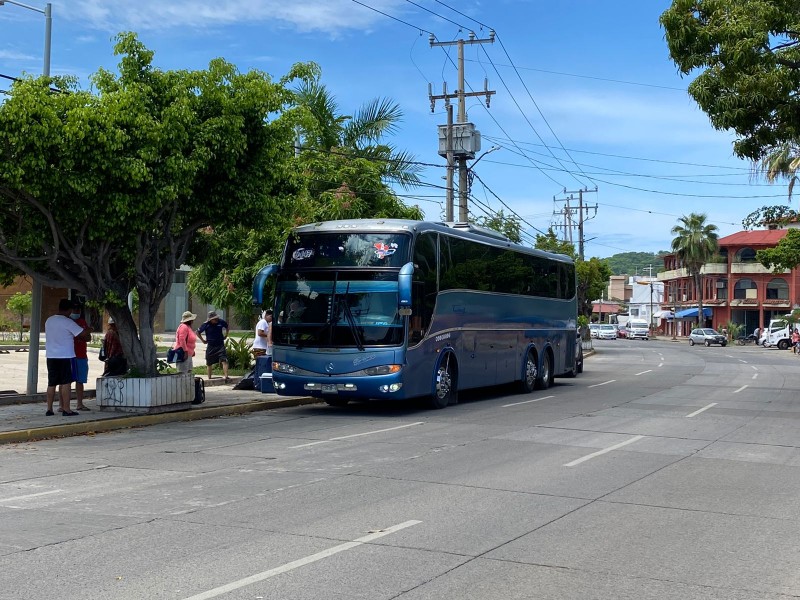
[{"x1": 193, "y1": 377, "x2": 205, "y2": 404}]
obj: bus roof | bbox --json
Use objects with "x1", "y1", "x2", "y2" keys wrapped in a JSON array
[{"x1": 292, "y1": 219, "x2": 574, "y2": 264}]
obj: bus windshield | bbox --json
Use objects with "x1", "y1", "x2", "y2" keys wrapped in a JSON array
[
  {"x1": 284, "y1": 232, "x2": 410, "y2": 269},
  {"x1": 273, "y1": 271, "x2": 403, "y2": 348}
]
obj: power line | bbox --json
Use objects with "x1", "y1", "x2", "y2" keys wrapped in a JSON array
[{"x1": 349, "y1": 0, "x2": 435, "y2": 36}]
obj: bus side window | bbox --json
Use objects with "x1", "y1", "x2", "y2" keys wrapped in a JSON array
[{"x1": 411, "y1": 232, "x2": 437, "y2": 344}]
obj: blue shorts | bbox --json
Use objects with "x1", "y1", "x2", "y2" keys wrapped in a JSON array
[{"x1": 74, "y1": 358, "x2": 89, "y2": 384}]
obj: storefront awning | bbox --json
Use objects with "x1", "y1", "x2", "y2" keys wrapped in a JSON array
[
  {"x1": 653, "y1": 310, "x2": 674, "y2": 319},
  {"x1": 675, "y1": 307, "x2": 712, "y2": 319}
]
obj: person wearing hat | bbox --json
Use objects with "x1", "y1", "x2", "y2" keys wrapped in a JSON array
[
  {"x1": 68, "y1": 300, "x2": 92, "y2": 411},
  {"x1": 101, "y1": 317, "x2": 127, "y2": 376},
  {"x1": 197, "y1": 310, "x2": 230, "y2": 383},
  {"x1": 172, "y1": 310, "x2": 198, "y2": 375}
]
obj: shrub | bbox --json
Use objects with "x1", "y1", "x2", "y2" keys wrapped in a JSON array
[{"x1": 225, "y1": 336, "x2": 253, "y2": 370}]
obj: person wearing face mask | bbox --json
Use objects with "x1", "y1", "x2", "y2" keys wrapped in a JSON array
[
  {"x1": 69, "y1": 301, "x2": 93, "y2": 411},
  {"x1": 45, "y1": 299, "x2": 91, "y2": 416}
]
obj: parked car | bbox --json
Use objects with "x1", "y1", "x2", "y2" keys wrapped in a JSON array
[
  {"x1": 689, "y1": 328, "x2": 727, "y2": 347},
  {"x1": 617, "y1": 325, "x2": 628, "y2": 339},
  {"x1": 589, "y1": 324, "x2": 601, "y2": 339},
  {"x1": 597, "y1": 324, "x2": 617, "y2": 340}
]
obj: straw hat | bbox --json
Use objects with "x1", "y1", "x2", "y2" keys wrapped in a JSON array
[{"x1": 180, "y1": 311, "x2": 197, "y2": 323}]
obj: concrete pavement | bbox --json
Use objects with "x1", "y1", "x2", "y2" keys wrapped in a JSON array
[{"x1": 0, "y1": 347, "x2": 317, "y2": 444}]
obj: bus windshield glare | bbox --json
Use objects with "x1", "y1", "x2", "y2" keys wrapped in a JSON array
[
  {"x1": 274, "y1": 271, "x2": 404, "y2": 348},
  {"x1": 284, "y1": 232, "x2": 410, "y2": 269}
]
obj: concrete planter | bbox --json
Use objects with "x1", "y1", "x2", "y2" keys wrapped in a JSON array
[{"x1": 97, "y1": 373, "x2": 193, "y2": 414}]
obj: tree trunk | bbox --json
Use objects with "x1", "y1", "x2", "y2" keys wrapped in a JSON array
[{"x1": 695, "y1": 272, "x2": 705, "y2": 328}]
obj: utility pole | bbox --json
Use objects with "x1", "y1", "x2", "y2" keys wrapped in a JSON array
[
  {"x1": 430, "y1": 31, "x2": 496, "y2": 222},
  {"x1": 555, "y1": 187, "x2": 597, "y2": 260}
]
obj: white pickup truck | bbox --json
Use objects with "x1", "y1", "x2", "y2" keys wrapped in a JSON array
[{"x1": 761, "y1": 319, "x2": 793, "y2": 350}]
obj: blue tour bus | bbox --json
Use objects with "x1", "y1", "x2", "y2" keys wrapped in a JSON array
[{"x1": 252, "y1": 219, "x2": 581, "y2": 408}]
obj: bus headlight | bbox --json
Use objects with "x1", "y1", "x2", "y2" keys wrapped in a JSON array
[{"x1": 364, "y1": 365, "x2": 402, "y2": 376}]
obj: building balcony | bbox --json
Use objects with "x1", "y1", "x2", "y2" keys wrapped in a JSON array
[
  {"x1": 729, "y1": 262, "x2": 789, "y2": 274},
  {"x1": 658, "y1": 263, "x2": 727, "y2": 281}
]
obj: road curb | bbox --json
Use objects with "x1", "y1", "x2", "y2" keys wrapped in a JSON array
[{"x1": 0, "y1": 396, "x2": 321, "y2": 445}]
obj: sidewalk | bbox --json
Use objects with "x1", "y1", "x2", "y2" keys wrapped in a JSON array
[{"x1": 0, "y1": 348, "x2": 317, "y2": 444}]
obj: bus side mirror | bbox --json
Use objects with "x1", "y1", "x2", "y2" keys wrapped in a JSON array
[
  {"x1": 398, "y1": 262, "x2": 414, "y2": 307},
  {"x1": 252, "y1": 264, "x2": 279, "y2": 305}
]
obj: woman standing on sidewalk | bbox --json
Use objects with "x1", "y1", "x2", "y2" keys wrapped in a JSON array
[{"x1": 173, "y1": 311, "x2": 197, "y2": 375}]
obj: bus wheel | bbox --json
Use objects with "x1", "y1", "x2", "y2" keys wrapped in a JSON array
[
  {"x1": 325, "y1": 399, "x2": 349, "y2": 407},
  {"x1": 520, "y1": 349, "x2": 537, "y2": 392},
  {"x1": 535, "y1": 351, "x2": 553, "y2": 390},
  {"x1": 566, "y1": 347, "x2": 583, "y2": 378},
  {"x1": 430, "y1": 353, "x2": 457, "y2": 409}
]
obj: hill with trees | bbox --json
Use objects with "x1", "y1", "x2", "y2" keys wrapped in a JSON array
[{"x1": 603, "y1": 252, "x2": 667, "y2": 276}]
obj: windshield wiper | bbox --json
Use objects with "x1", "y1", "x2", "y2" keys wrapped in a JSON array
[{"x1": 339, "y1": 296, "x2": 365, "y2": 351}]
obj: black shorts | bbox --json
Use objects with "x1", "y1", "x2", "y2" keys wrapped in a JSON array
[
  {"x1": 47, "y1": 358, "x2": 76, "y2": 387},
  {"x1": 205, "y1": 343, "x2": 228, "y2": 366}
]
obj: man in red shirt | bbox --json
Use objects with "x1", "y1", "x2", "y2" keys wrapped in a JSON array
[{"x1": 70, "y1": 301, "x2": 92, "y2": 410}]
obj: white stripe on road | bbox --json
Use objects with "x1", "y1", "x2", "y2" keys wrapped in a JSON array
[
  {"x1": 732, "y1": 385, "x2": 748, "y2": 394},
  {"x1": 564, "y1": 435, "x2": 645, "y2": 467},
  {"x1": 503, "y1": 395, "x2": 554, "y2": 407},
  {"x1": 752, "y1": 373, "x2": 758, "y2": 380},
  {"x1": 181, "y1": 520, "x2": 422, "y2": 600},
  {"x1": 658, "y1": 363, "x2": 664, "y2": 368},
  {"x1": 588, "y1": 380, "x2": 616, "y2": 388},
  {"x1": 0, "y1": 489, "x2": 62, "y2": 503},
  {"x1": 685, "y1": 403, "x2": 717, "y2": 418},
  {"x1": 635, "y1": 370, "x2": 652, "y2": 376},
  {"x1": 289, "y1": 422, "x2": 424, "y2": 449},
  {"x1": 751, "y1": 365, "x2": 758, "y2": 371}
]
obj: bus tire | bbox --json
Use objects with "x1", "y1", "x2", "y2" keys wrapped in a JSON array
[
  {"x1": 520, "y1": 348, "x2": 537, "y2": 392},
  {"x1": 535, "y1": 350, "x2": 553, "y2": 390},
  {"x1": 325, "y1": 399, "x2": 350, "y2": 407},
  {"x1": 566, "y1": 346, "x2": 583, "y2": 378},
  {"x1": 430, "y1": 352, "x2": 457, "y2": 409}
]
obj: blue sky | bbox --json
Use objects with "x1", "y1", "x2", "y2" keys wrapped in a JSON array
[{"x1": 1, "y1": 0, "x2": 792, "y2": 260}]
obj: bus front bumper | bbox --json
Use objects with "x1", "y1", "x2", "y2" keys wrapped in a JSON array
[{"x1": 273, "y1": 373, "x2": 406, "y2": 399}]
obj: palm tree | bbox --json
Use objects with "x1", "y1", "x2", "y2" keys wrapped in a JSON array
[
  {"x1": 671, "y1": 213, "x2": 719, "y2": 328},
  {"x1": 759, "y1": 142, "x2": 800, "y2": 200},
  {"x1": 294, "y1": 79, "x2": 422, "y2": 189}
]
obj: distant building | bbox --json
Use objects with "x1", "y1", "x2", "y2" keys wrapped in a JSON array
[{"x1": 658, "y1": 229, "x2": 798, "y2": 336}]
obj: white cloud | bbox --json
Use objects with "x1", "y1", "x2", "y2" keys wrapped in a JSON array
[
  {"x1": 0, "y1": 49, "x2": 36, "y2": 61},
  {"x1": 65, "y1": 0, "x2": 408, "y2": 35}
]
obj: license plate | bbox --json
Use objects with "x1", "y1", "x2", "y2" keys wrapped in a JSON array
[{"x1": 321, "y1": 384, "x2": 337, "y2": 394}]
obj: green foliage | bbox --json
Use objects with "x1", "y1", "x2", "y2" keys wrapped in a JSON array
[
  {"x1": 534, "y1": 229, "x2": 576, "y2": 258},
  {"x1": 757, "y1": 228, "x2": 800, "y2": 271},
  {"x1": 725, "y1": 321, "x2": 745, "y2": 341},
  {"x1": 671, "y1": 213, "x2": 719, "y2": 327},
  {"x1": 661, "y1": 0, "x2": 800, "y2": 163},
  {"x1": 187, "y1": 75, "x2": 423, "y2": 316},
  {"x1": 603, "y1": 252, "x2": 666, "y2": 276},
  {"x1": 0, "y1": 33, "x2": 316, "y2": 376},
  {"x1": 5, "y1": 291, "x2": 31, "y2": 342},
  {"x1": 225, "y1": 336, "x2": 253, "y2": 370},
  {"x1": 742, "y1": 205, "x2": 799, "y2": 230},
  {"x1": 475, "y1": 211, "x2": 523, "y2": 243},
  {"x1": 576, "y1": 258, "x2": 613, "y2": 318}
]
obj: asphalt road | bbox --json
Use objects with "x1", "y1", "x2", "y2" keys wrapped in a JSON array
[{"x1": 2, "y1": 339, "x2": 799, "y2": 599}]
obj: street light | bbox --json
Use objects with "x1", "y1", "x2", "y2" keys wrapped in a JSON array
[
  {"x1": 0, "y1": 1, "x2": 51, "y2": 77},
  {"x1": 1, "y1": 0, "x2": 52, "y2": 394}
]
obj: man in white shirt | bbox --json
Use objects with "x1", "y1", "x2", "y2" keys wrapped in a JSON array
[
  {"x1": 45, "y1": 299, "x2": 92, "y2": 416},
  {"x1": 253, "y1": 310, "x2": 273, "y2": 356}
]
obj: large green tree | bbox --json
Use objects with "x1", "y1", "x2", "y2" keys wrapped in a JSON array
[
  {"x1": 661, "y1": 1, "x2": 800, "y2": 164},
  {"x1": 670, "y1": 213, "x2": 719, "y2": 326},
  {"x1": 534, "y1": 229, "x2": 611, "y2": 317},
  {"x1": 757, "y1": 228, "x2": 800, "y2": 272},
  {"x1": 0, "y1": 33, "x2": 314, "y2": 376},
  {"x1": 187, "y1": 78, "x2": 423, "y2": 316}
]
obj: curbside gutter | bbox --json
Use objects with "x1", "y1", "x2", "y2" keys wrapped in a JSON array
[{"x1": 0, "y1": 396, "x2": 322, "y2": 445}]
